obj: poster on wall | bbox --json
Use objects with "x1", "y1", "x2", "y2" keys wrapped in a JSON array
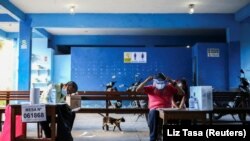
[
  {"x1": 124, "y1": 52, "x2": 147, "y2": 63},
  {"x1": 21, "y1": 40, "x2": 27, "y2": 49},
  {"x1": 207, "y1": 48, "x2": 220, "y2": 57}
]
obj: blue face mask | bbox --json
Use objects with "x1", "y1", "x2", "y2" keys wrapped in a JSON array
[
  {"x1": 61, "y1": 88, "x2": 68, "y2": 96},
  {"x1": 153, "y1": 79, "x2": 166, "y2": 90}
]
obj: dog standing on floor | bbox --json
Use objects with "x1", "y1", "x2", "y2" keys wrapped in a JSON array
[{"x1": 98, "y1": 113, "x2": 125, "y2": 131}]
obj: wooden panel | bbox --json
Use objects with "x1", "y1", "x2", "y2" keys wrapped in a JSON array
[
  {"x1": 70, "y1": 91, "x2": 149, "y2": 115},
  {"x1": 77, "y1": 108, "x2": 149, "y2": 114}
]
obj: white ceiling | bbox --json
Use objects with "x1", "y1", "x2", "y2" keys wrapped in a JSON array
[
  {"x1": 9, "y1": 0, "x2": 250, "y2": 14},
  {"x1": 0, "y1": 22, "x2": 19, "y2": 32},
  {"x1": 1, "y1": 0, "x2": 250, "y2": 35}
]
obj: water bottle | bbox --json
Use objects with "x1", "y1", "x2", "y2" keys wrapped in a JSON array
[
  {"x1": 49, "y1": 85, "x2": 57, "y2": 104},
  {"x1": 193, "y1": 95, "x2": 199, "y2": 110},
  {"x1": 189, "y1": 95, "x2": 195, "y2": 109}
]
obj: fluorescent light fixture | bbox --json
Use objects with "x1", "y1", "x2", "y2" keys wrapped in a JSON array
[
  {"x1": 69, "y1": 5, "x2": 76, "y2": 15},
  {"x1": 189, "y1": 4, "x2": 194, "y2": 14}
]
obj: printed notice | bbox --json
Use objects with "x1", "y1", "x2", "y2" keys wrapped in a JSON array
[
  {"x1": 124, "y1": 52, "x2": 147, "y2": 63},
  {"x1": 21, "y1": 104, "x2": 46, "y2": 122},
  {"x1": 207, "y1": 48, "x2": 220, "y2": 57},
  {"x1": 21, "y1": 40, "x2": 27, "y2": 49}
]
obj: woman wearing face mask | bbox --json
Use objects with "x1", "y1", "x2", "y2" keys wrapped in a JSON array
[
  {"x1": 172, "y1": 79, "x2": 188, "y2": 109},
  {"x1": 39, "y1": 81, "x2": 78, "y2": 140},
  {"x1": 136, "y1": 73, "x2": 184, "y2": 141}
]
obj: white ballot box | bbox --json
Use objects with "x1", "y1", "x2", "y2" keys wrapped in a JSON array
[{"x1": 189, "y1": 86, "x2": 213, "y2": 110}]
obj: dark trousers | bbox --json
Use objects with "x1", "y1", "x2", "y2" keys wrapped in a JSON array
[
  {"x1": 40, "y1": 116, "x2": 52, "y2": 138},
  {"x1": 40, "y1": 104, "x2": 76, "y2": 141},
  {"x1": 40, "y1": 113, "x2": 76, "y2": 138},
  {"x1": 148, "y1": 109, "x2": 160, "y2": 141}
]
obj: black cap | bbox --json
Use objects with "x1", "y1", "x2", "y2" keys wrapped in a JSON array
[
  {"x1": 153, "y1": 73, "x2": 166, "y2": 81},
  {"x1": 66, "y1": 81, "x2": 78, "y2": 92}
]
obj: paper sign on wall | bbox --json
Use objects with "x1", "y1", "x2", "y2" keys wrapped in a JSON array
[
  {"x1": 124, "y1": 52, "x2": 147, "y2": 63},
  {"x1": 207, "y1": 48, "x2": 220, "y2": 57},
  {"x1": 21, "y1": 40, "x2": 27, "y2": 49}
]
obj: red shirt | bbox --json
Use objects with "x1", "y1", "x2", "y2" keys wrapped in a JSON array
[{"x1": 144, "y1": 84, "x2": 177, "y2": 110}]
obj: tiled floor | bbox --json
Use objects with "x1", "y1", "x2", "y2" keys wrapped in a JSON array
[
  {"x1": 25, "y1": 113, "x2": 150, "y2": 141},
  {"x1": 7, "y1": 113, "x2": 250, "y2": 141},
  {"x1": 72, "y1": 113, "x2": 149, "y2": 141}
]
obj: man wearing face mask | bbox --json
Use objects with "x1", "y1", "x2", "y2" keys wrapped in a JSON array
[
  {"x1": 40, "y1": 81, "x2": 78, "y2": 104},
  {"x1": 136, "y1": 73, "x2": 184, "y2": 141},
  {"x1": 39, "y1": 81, "x2": 78, "y2": 141}
]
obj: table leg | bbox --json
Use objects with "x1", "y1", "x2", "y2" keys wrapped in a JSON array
[{"x1": 50, "y1": 106, "x2": 56, "y2": 141}]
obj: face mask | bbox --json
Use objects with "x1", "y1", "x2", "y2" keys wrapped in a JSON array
[
  {"x1": 61, "y1": 88, "x2": 68, "y2": 96},
  {"x1": 177, "y1": 82, "x2": 182, "y2": 87},
  {"x1": 153, "y1": 79, "x2": 166, "y2": 90}
]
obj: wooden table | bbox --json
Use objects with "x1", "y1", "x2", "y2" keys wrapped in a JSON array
[
  {"x1": 157, "y1": 108, "x2": 210, "y2": 141},
  {"x1": 0, "y1": 106, "x2": 5, "y2": 131},
  {"x1": 158, "y1": 108, "x2": 210, "y2": 125},
  {"x1": 10, "y1": 104, "x2": 57, "y2": 141}
]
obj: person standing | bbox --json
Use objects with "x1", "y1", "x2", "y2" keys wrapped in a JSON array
[{"x1": 136, "y1": 73, "x2": 184, "y2": 141}]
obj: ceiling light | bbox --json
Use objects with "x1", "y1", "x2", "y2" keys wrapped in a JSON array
[
  {"x1": 189, "y1": 4, "x2": 195, "y2": 14},
  {"x1": 186, "y1": 45, "x2": 190, "y2": 48},
  {"x1": 69, "y1": 5, "x2": 76, "y2": 15}
]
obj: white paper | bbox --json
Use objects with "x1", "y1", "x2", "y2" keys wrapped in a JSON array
[{"x1": 30, "y1": 88, "x2": 40, "y2": 104}]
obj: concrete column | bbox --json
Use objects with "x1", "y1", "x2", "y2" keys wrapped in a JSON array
[{"x1": 18, "y1": 20, "x2": 32, "y2": 90}]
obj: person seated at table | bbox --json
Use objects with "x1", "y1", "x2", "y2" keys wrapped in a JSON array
[
  {"x1": 170, "y1": 78, "x2": 192, "y2": 125},
  {"x1": 136, "y1": 73, "x2": 184, "y2": 141},
  {"x1": 172, "y1": 78, "x2": 188, "y2": 109},
  {"x1": 39, "y1": 81, "x2": 78, "y2": 140}
]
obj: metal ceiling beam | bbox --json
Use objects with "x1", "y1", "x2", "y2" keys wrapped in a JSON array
[
  {"x1": 33, "y1": 28, "x2": 52, "y2": 38},
  {"x1": 0, "y1": 14, "x2": 17, "y2": 22},
  {"x1": 0, "y1": 0, "x2": 26, "y2": 21},
  {"x1": 235, "y1": 3, "x2": 250, "y2": 22}
]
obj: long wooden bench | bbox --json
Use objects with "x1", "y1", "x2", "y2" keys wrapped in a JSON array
[
  {"x1": 211, "y1": 91, "x2": 250, "y2": 124},
  {"x1": 70, "y1": 91, "x2": 149, "y2": 129},
  {"x1": 70, "y1": 91, "x2": 148, "y2": 112},
  {"x1": 0, "y1": 91, "x2": 30, "y2": 105},
  {"x1": 213, "y1": 91, "x2": 240, "y2": 102}
]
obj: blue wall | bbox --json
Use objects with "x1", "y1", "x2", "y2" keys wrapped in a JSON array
[
  {"x1": 71, "y1": 47, "x2": 192, "y2": 91},
  {"x1": 53, "y1": 55, "x2": 71, "y2": 84},
  {"x1": 228, "y1": 41, "x2": 241, "y2": 90},
  {"x1": 240, "y1": 23, "x2": 250, "y2": 79},
  {"x1": 193, "y1": 43, "x2": 228, "y2": 91}
]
